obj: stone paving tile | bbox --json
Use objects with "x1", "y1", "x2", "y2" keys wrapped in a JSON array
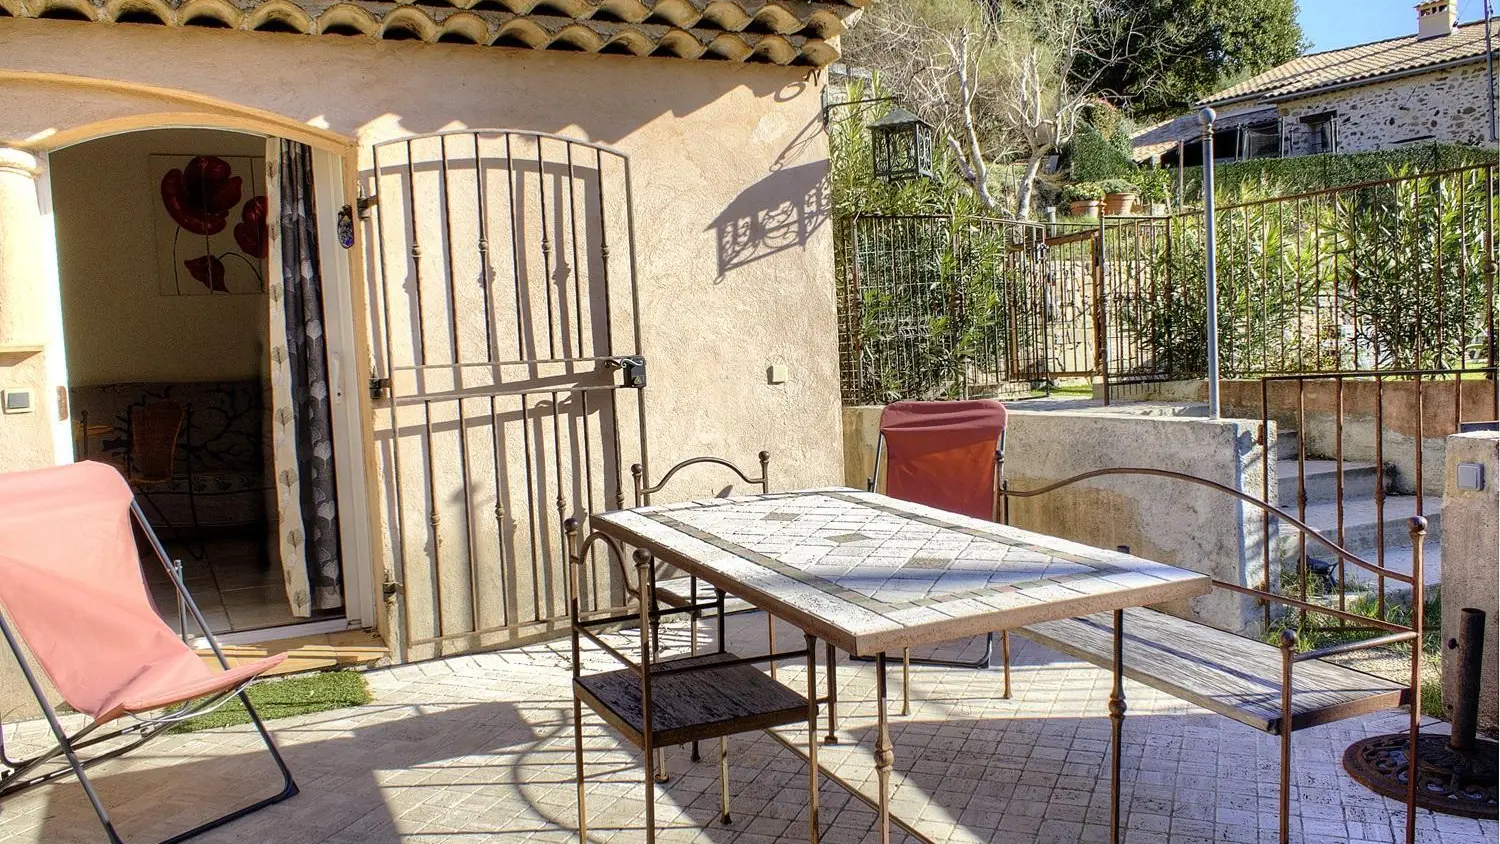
[{"x1": 0, "y1": 613, "x2": 1493, "y2": 843}]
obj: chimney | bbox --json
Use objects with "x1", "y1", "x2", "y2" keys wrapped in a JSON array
[{"x1": 1416, "y1": 0, "x2": 1457, "y2": 39}]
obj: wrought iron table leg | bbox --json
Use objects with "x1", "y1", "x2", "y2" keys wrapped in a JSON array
[
  {"x1": 1001, "y1": 631, "x2": 1012, "y2": 700},
  {"x1": 824, "y1": 641, "x2": 839, "y2": 745},
  {"x1": 1109, "y1": 608, "x2": 1126, "y2": 844},
  {"x1": 719, "y1": 737, "x2": 731, "y2": 825},
  {"x1": 806, "y1": 633, "x2": 820, "y2": 843},
  {"x1": 876, "y1": 653, "x2": 893, "y2": 844},
  {"x1": 768, "y1": 613, "x2": 778, "y2": 681},
  {"x1": 901, "y1": 648, "x2": 911, "y2": 717}
]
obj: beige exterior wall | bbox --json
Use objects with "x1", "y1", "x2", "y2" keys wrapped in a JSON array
[
  {"x1": 1279, "y1": 63, "x2": 1493, "y2": 156},
  {"x1": 1439, "y1": 430, "x2": 1499, "y2": 737},
  {"x1": 0, "y1": 20, "x2": 843, "y2": 669},
  {"x1": 50, "y1": 129, "x2": 269, "y2": 386}
]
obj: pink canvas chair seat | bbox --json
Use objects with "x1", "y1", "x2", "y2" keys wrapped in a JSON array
[
  {"x1": 0, "y1": 460, "x2": 298, "y2": 844},
  {"x1": 877, "y1": 399, "x2": 1007, "y2": 520},
  {"x1": 865, "y1": 399, "x2": 1010, "y2": 693},
  {"x1": 0, "y1": 462, "x2": 284, "y2": 724}
]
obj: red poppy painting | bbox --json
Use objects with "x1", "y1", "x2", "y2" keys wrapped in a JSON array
[{"x1": 152, "y1": 154, "x2": 267, "y2": 295}]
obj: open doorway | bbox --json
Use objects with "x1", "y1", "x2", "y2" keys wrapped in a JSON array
[{"x1": 49, "y1": 128, "x2": 351, "y2": 638}]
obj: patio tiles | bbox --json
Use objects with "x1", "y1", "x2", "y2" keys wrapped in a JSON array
[{"x1": 0, "y1": 614, "x2": 1494, "y2": 844}]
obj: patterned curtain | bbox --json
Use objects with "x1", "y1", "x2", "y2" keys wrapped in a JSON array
[{"x1": 268, "y1": 140, "x2": 343, "y2": 614}]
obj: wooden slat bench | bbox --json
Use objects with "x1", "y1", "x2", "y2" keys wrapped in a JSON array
[
  {"x1": 998, "y1": 466, "x2": 1430, "y2": 844},
  {"x1": 1021, "y1": 608, "x2": 1410, "y2": 734}
]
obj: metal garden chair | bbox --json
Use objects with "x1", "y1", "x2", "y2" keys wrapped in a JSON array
[
  {"x1": 564, "y1": 517, "x2": 820, "y2": 842},
  {"x1": 631, "y1": 453, "x2": 775, "y2": 677},
  {"x1": 864, "y1": 399, "x2": 1012, "y2": 713},
  {"x1": 0, "y1": 461, "x2": 297, "y2": 844}
]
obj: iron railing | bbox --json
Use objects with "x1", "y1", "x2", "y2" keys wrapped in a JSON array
[
  {"x1": 1261, "y1": 366, "x2": 1499, "y2": 629},
  {"x1": 835, "y1": 165, "x2": 1499, "y2": 404}
]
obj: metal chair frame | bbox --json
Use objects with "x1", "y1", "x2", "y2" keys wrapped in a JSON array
[
  {"x1": 1001, "y1": 466, "x2": 1427, "y2": 844},
  {"x1": 0, "y1": 500, "x2": 298, "y2": 844},
  {"x1": 631, "y1": 453, "x2": 774, "y2": 671},
  {"x1": 864, "y1": 427, "x2": 1012, "y2": 713},
  {"x1": 565, "y1": 519, "x2": 821, "y2": 843}
]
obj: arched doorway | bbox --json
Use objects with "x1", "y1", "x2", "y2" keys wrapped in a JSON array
[{"x1": 49, "y1": 126, "x2": 372, "y2": 641}]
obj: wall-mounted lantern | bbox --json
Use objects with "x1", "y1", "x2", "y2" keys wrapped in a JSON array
[{"x1": 868, "y1": 107, "x2": 935, "y2": 183}]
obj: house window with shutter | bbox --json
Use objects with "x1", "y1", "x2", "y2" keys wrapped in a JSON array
[{"x1": 1301, "y1": 112, "x2": 1337, "y2": 155}]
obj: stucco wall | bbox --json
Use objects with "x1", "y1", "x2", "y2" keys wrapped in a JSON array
[
  {"x1": 1439, "y1": 430, "x2": 1499, "y2": 737},
  {"x1": 0, "y1": 20, "x2": 843, "y2": 663},
  {"x1": 50, "y1": 129, "x2": 268, "y2": 386},
  {"x1": 844, "y1": 405, "x2": 1270, "y2": 634},
  {"x1": 1279, "y1": 63, "x2": 1492, "y2": 155}
]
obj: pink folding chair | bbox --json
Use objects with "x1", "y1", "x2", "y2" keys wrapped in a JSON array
[
  {"x1": 865, "y1": 399, "x2": 1011, "y2": 711},
  {"x1": 0, "y1": 461, "x2": 297, "y2": 844}
]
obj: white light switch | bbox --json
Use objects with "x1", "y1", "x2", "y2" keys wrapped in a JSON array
[
  {"x1": 767, "y1": 364, "x2": 788, "y2": 385},
  {"x1": 2, "y1": 389, "x2": 33, "y2": 414},
  {"x1": 1456, "y1": 462, "x2": 1485, "y2": 491}
]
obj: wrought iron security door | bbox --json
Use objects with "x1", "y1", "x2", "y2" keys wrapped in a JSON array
[{"x1": 366, "y1": 131, "x2": 647, "y2": 660}]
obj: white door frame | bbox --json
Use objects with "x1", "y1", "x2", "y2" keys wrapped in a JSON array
[{"x1": 309, "y1": 147, "x2": 377, "y2": 630}]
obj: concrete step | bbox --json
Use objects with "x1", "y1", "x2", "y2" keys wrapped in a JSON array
[
  {"x1": 1276, "y1": 458, "x2": 1383, "y2": 505},
  {"x1": 197, "y1": 628, "x2": 387, "y2": 676},
  {"x1": 1276, "y1": 494, "x2": 1443, "y2": 558}
]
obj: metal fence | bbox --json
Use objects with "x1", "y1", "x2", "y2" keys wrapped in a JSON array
[{"x1": 836, "y1": 164, "x2": 1499, "y2": 404}]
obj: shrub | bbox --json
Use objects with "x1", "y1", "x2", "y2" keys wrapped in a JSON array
[
  {"x1": 1061, "y1": 182, "x2": 1105, "y2": 202},
  {"x1": 1067, "y1": 123, "x2": 1137, "y2": 183},
  {"x1": 1100, "y1": 177, "x2": 1139, "y2": 195}
]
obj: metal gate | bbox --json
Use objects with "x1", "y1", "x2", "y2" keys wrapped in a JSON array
[{"x1": 365, "y1": 130, "x2": 647, "y2": 661}]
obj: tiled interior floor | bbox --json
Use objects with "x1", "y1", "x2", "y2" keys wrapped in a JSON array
[
  {"x1": 0, "y1": 614, "x2": 1494, "y2": 844},
  {"x1": 142, "y1": 532, "x2": 306, "y2": 635}
]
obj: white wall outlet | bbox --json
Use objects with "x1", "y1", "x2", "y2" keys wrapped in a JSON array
[
  {"x1": 1456, "y1": 462, "x2": 1485, "y2": 491},
  {"x1": 2, "y1": 389, "x2": 34, "y2": 414},
  {"x1": 767, "y1": 364, "x2": 788, "y2": 385}
]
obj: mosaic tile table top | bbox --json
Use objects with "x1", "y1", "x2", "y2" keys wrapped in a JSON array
[{"x1": 592, "y1": 489, "x2": 1211, "y2": 656}]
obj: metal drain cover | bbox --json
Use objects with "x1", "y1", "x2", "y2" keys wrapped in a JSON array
[{"x1": 1343, "y1": 733, "x2": 1498, "y2": 820}]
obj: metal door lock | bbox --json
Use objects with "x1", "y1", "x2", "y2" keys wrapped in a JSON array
[{"x1": 606, "y1": 356, "x2": 647, "y2": 388}]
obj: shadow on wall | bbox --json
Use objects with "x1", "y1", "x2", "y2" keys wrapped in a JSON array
[{"x1": 708, "y1": 160, "x2": 829, "y2": 280}]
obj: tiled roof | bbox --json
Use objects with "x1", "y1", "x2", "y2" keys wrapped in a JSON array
[
  {"x1": 0, "y1": 0, "x2": 866, "y2": 66},
  {"x1": 1203, "y1": 17, "x2": 1498, "y2": 106},
  {"x1": 1130, "y1": 105, "x2": 1277, "y2": 161}
]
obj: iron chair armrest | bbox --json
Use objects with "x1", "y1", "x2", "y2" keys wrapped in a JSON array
[{"x1": 1292, "y1": 631, "x2": 1420, "y2": 663}]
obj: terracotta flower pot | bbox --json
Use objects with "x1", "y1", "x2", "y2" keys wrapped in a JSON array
[
  {"x1": 1068, "y1": 200, "x2": 1100, "y2": 219},
  {"x1": 1103, "y1": 192, "x2": 1138, "y2": 216}
]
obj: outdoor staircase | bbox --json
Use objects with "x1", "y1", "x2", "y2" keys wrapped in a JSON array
[{"x1": 1273, "y1": 430, "x2": 1442, "y2": 587}]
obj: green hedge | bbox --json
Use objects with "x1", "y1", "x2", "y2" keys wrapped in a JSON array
[
  {"x1": 1177, "y1": 144, "x2": 1498, "y2": 202},
  {"x1": 1067, "y1": 124, "x2": 1137, "y2": 183}
]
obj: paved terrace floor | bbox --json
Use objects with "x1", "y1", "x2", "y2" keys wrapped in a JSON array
[{"x1": 1, "y1": 615, "x2": 1493, "y2": 844}]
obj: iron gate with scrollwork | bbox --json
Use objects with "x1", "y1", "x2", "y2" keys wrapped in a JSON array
[{"x1": 365, "y1": 130, "x2": 647, "y2": 661}]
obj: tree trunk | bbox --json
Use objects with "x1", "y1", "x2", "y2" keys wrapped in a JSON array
[{"x1": 1014, "y1": 152, "x2": 1047, "y2": 219}]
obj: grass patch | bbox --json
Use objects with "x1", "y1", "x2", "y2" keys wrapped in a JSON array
[
  {"x1": 170, "y1": 670, "x2": 370, "y2": 734},
  {"x1": 1264, "y1": 583, "x2": 1445, "y2": 718}
]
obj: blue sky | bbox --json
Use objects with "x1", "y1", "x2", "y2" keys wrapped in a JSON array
[{"x1": 1299, "y1": 0, "x2": 1493, "y2": 51}]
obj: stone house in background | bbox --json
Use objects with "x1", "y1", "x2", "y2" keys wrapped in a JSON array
[
  {"x1": 0, "y1": 0, "x2": 862, "y2": 711},
  {"x1": 1133, "y1": 0, "x2": 1497, "y2": 166}
]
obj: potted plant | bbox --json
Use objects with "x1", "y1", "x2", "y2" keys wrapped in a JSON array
[
  {"x1": 1062, "y1": 183, "x2": 1103, "y2": 218},
  {"x1": 1100, "y1": 178, "x2": 1139, "y2": 215}
]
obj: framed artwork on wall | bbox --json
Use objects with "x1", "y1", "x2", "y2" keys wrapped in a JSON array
[{"x1": 151, "y1": 154, "x2": 268, "y2": 295}]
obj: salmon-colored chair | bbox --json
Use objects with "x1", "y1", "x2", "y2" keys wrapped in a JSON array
[
  {"x1": 0, "y1": 461, "x2": 297, "y2": 844},
  {"x1": 866, "y1": 400, "x2": 1011, "y2": 712}
]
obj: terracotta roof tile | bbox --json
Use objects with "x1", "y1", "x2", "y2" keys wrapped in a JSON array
[
  {"x1": 1, "y1": 0, "x2": 866, "y2": 66},
  {"x1": 1203, "y1": 17, "x2": 1498, "y2": 106}
]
